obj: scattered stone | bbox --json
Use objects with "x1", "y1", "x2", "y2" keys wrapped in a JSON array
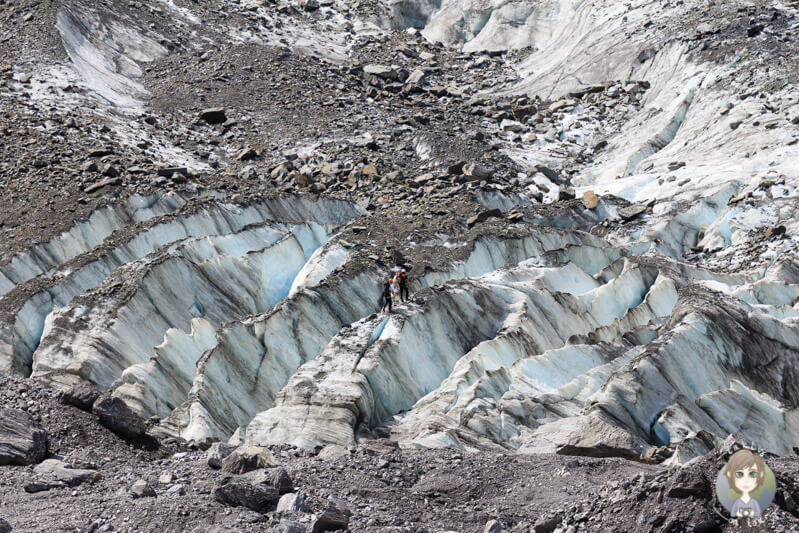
[
  {"x1": 467, "y1": 209, "x2": 502, "y2": 228},
  {"x1": 534, "y1": 166, "x2": 562, "y2": 183},
  {"x1": 462, "y1": 162, "x2": 492, "y2": 180},
  {"x1": 221, "y1": 445, "x2": 279, "y2": 474},
  {"x1": 207, "y1": 442, "x2": 237, "y2": 469},
  {"x1": 747, "y1": 24, "x2": 764, "y2": 37},
  {"x1": 484, "y1": 519, "x2": 508, "y2": 533},
  {"x1": 311, "y1": 499, "x2": 351, "y2": 532},
  {"x1": 166, "y1": 484, "x2": 186, "y2": 495},
  {"x1": 317, "y1": 444, "x2": 349, "y2": 460},
  {"x1": 239, "y1": 165, "x2": 258, "y2": 180},
  {"x1": 406, "y1": 69, "x2": 425, "y2": 86},
  {"x1": 500, "y1": 119, "x2": 524, "y2": 132},
  {"x1": 237, "y1": 147, "x2": 258, "y2": 161},
  {"x1": 548, "y1": 99, "x2": 573, "y2": 113},
  {"x1": 159, "y1": 472, "x2": 174, "y2": 484},
  {"x1": 199, "y1": 107, "x2": 227, "y2": 124},
  {"x1": 130, "y1": 479, "x2": 156, "y2": 498},
  {"x1": 413, "y1": 173, "x2": 435, "y2": 184},
  {"x1": 666, "y1": 468, "x2": 708, "y2": 498},
  {"x1": 84, "y1": 177, "x2": 121, "y2": 194},
  {"x1": 92, "y1": 395, "x2": 147, "y2": 440},
  {"x1": 58, "y1": 382, "x2": 101, "y2": 411},
  {"x1": 618, "y1": 204, "x2": 648, "y2": 220},
  {"x1": 277, "y1": 492, "x2": 309, "y2": 513},
  {"x1": 353, "y1": 132, "x2": 376, "y2": 149},
  {"x1": 533, "y1": 513, "x2": 563, "y2": 533},
  {"x1": 363, "y1": 64, "x2": 407, "y2": 82},
  {"x1": 257, "y1": 467, "x2": 294, "y2": 494},
  {"x1": 100, "y1": 163, "x2": 119, "y2": 178},
  {"x1": 361, "y1": 440, "x2": 398, "y2": 456},
  {"x1": 212, "y1": 474, "x2": 280, "y2": 512},
  {"x1": 25, "y1": 459, "x2": 99, "y2": 492},
  {"x1": 361, "y1": 164, "x2": 378, "y2": 178},
  {"x1": 667, "y1": 161, "x2": 686, "y2": 171},
  {"x1": 582, "y1": 190, "x2": 599, "y2": 209},
  {"x1": 156, "y1": 166, "x2": 188, "y2": 177},
  {"x1": 279, "y1": 519, "x2": 306, "y2": 533},
  {"x1": 0, "y1": 408, "x2": 47, "y2": 466}
]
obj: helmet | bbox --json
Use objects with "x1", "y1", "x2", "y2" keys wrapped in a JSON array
[
  {"x1": 388, "y1": 278, "x2": 393, "y2": 283},
  {"x1": 401, "y1": 268, "x2": 407, "y2": 273}
]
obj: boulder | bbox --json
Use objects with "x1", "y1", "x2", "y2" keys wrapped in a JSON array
[
  {"x1": 363, "y1": 64, "x2": 407, "y2": 82},
  {"x1": 462, "y1": 162, "x2": 492, "y2": 180},
  {"x1": 92, "y1": 395, "x2": 147, "y2": 439},
  {"x1": 237, "y1": 147, "x2": 258, "y2": 161},
  {"x1": 0, "y1": 518, "x2": 10, "y2": 533},
  {"x1": 221, "y1": 445, "x2": 279, "y2": 474},
  {"x1": 484, "y1": 519, "x2": 508, "y2": 533},
  {"x1": 131, "y1": 479, "x2": 156, "y2": 498},
  {"x1": 58, "y1": 382, "x2": 101, "y2": 411},
  {"x1": 467, "y1": 209, "x2": 502, "y2": 228},
  {"x1": 206, "y1": 442, "x2": 237, "y2": 469},
  {"x1": 29, "y1": 459, "x2": 99, "y2": 490},
  {"x1": 534, "y1": 165, "x2": 562, "y2": 183},
  {"x1": 533, "y1": 513, "x2": 563, "y2": 533},
  {"x1": 256, "y1": 467, "x2": 294, "y2": 494},
  {"x1": 618, "y1": 204, "x2": 648, "y2": 220},
  {"x1": 279, "y1": 519, "x2": 306, "y2": 533},
  {"x1": 277, "y1": 492, "x2": 309, "y2": 513},
  {"x1": 311, "y1": 499, "x2": 351, "y2": 532},
  {"x1": 317, "y1": 444, "x2": 349, "y2": 460},
  {"x1": 212, "y1": 474, "x2": 280, "y2": 512},
  {"x1": 0, "y1": 408, "x2": 47, "y2": 466},
  {"x1": 666, "y1": 468, "x2": 709, "y2": 498},
  {"x1": 582, "y1": 190, "x2": 599, "y2": 209},
  {"x1": 199, "y1": 107, "x2": 227, "y2": 124}
]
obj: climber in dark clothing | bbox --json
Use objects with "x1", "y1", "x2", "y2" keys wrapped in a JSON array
[
  {"x1": 398, "y1": 268, "x2": 409, "y2": 303},
  {"x1": 381, "y1": 278, "x2": 394, "y2": 313}
]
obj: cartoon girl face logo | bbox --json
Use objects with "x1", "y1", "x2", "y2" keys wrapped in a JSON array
[{"x1": 715, "y1": 449, "x2": 776, "y2": 519}]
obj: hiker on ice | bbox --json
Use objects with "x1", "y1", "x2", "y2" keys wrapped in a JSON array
[
  {"x1": 381, "y1": 277, "x2": 394, "y2": 313},
  {"x1": 397, "y1": 268, "x2": 409, "y2": 302}
]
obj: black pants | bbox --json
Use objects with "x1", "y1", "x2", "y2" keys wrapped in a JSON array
[
  {"x1": 381, "y1": 294, "x2": 392, "y2": 312},
  {"x1": 399, "y1": 284, "x2": 409, "y2": 302}
]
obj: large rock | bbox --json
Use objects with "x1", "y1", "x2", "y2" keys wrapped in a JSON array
[
  {"x1": 311, "y1": 499, "x2": 351, "y2": 532},
  {"x1": 0, "y1": 408, "x2": 47, "y2": 466},
  {"x1": 199, "y1": 107, "x2": 227, "y2": 124},
  {"x1": 30, "y1": 459, "x2": 98, "y2": 488},
  {"x1": 23, "y1": 459, "x2": 100, "y2": 493},
  {"x1": 0, "y1": 518, "x2": 11, "y2": 533},
  {"x1": 131, "y1": 479, "x2": 156, "y2": 498},
  {"x1": 92, "y1": 395, "x2": 147, "y2": 439},
  {"x1": 206, "y1": 442, "x2": 237, "y2": 469},
  {"x1": 363, "y1": 64, "x2": 407, "y2": 82},
  {"x1": 278, "y1": 520, "x2": 306, "y2": 533},
  {"x1": 277, "y1": 492, "x2": 308, "y2": 513},
  {"x1": 462, "y1": 162, "x2": 492, "y2": 180},
  {"x1": 257, "y1": 467, "x2": 294, "y2": 494},
  {"x1": 467, "y1": 209, "x2": 502, "y2": 228},
  {"x1": 212, "y1": 474, "x2": 280, "y2": 512},
  {"x1": 221, "y1": 445, "x2": 279, "y2": 474},
  {"x1": 58, "y1": 382, "x2": 101, "y2": 411}
]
